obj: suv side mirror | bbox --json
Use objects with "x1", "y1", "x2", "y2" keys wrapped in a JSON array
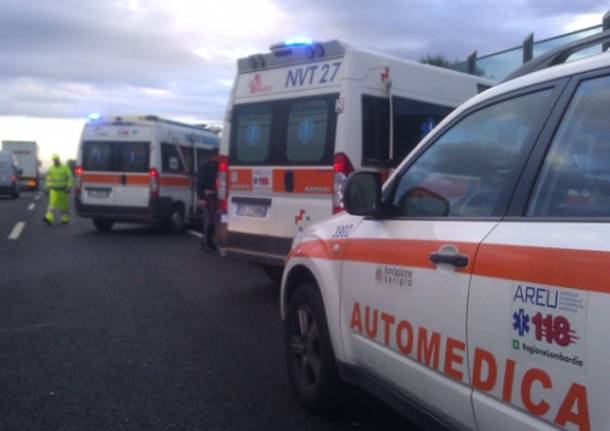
[{"x1": 343, "y1": 171, "x2": 382, "y2": 216}]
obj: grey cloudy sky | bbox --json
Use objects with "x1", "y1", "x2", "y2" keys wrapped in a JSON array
[
  {"x1": 0, "y1": 0, "x2": 607, "y2": 120},
  {"x1": 0, "y1": 0, "x2": 607, "y2": 163}
]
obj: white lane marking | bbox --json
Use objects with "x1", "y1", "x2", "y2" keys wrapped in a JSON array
[
  {"x1": 187, "y1": 229, "x2": 203, "y2": 238},
  {"x1": 34, "y1": 195, "x2": 40, "y2": 200},
  {"x1": 8, "y1": 222, "x2": 25, "y2": 240},
  {"x1": 28, "y1": 203, "x2": 35, "y2": 211}
]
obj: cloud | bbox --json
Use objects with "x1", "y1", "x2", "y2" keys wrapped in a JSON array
[{"x1": 0, "y1": 0, "x2": 607, "y2": 123}]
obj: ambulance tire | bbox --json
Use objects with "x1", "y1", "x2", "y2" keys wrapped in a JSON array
[
  {"x1": 93, "y1": 218, "x2": 114, "y2": 232},
  {"x1": 164, "y1": 205, "x2": 184, "y2": 234},
  {"x1": 286, "y1": 282, "x2": 343, "y2": 414},
  {"x1": 262, "y1": 265, "x2": 283, "y2": 284}
]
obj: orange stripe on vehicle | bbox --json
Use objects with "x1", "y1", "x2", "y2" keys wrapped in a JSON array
[
  {"x1": 81, "y1": 173, "x2": 119, "y2": 184},
  {"x1": 474, "y1": 243, "x2": 610, "y2": 294},
  {"x1": 342, "y1": 239, "x2": 478, "y2": 273},
  {"x1": 272, "y1": 169, "x2": 333, "y2": 194},
  {"x1": 288, "y1": 239, "x2": 346, "y2": 261},
  {"x1": 229, "y1": 168, "x2": 252, "y2": 191},
  {"x1": 292, "y1": 238, "x2": 610, "y2": 294},
  {"x1": 125, "y1": 175, "x2": 148, "y2": 185},
  {"x1": 160, "y1": 176, "x2": 191, "y2": 187}
]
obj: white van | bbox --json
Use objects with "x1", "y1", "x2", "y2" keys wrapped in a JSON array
[
  {"x1": 217, "y1": 39, "x2": 494, "y2": 279},
  {"x1": 75, "y1": 115, "x2": 220, "y2": 232}
]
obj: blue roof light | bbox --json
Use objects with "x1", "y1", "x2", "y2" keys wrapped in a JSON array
[
  {"x1": 284, "y1": 37, "x2": 313, "y2": 46},
  {"x1": 88, "y1": 113, "x2": 101, "y2": 121}
]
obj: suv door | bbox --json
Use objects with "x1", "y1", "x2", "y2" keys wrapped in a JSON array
[
  {"x1": 470, "y1": 71, "x2": 610, "y2": 431},
  {"x1": 340, "y1": 85, "x2": 559, "y2": 429}
]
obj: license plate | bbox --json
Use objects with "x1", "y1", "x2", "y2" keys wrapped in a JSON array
[
  {"x1": 88, "y1": 189, "x2": 110, "y2": 198},
  {"x1": 236, "y1": 204, "x2": 267, "y2": 218}
]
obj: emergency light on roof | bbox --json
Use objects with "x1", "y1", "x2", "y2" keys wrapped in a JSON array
[
  {"x1": 269, "y1": 39, "x2": 324, "y2": 59},
  {"x1": 284, "y1": 37, "x2": 313, "y2": 46},
  {"x1": 88, "y1": 113, "x2": 101, "y2": 121}
]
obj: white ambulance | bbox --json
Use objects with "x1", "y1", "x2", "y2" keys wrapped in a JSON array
[
  {"x1": 75, "y1": 115, "x2": 220, "y2": 232},
  {"x1": 281, "y1": 31, "x2": 610, "y2": 430},
  {"x1": 218, "y1": 39, "x2": 494, "y2": 280}
]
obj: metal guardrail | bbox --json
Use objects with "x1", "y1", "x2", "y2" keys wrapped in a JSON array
[{"x1": 452, "y1": 11, "x2": 610, "y2": 81}]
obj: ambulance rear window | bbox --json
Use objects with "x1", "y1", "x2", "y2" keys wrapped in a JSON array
[
  {"x1": 118, "y1": 142, "x2": 149, "y2": 173},
  {"x1": 285, "y1": 99, "x2": 331, "y2": 164},
  {"x1": 234, "y1": 105, "x2": 273, "y2": 164},
  {"x1": 83, "y1": 141, "x2": 114, "y2": 171}
]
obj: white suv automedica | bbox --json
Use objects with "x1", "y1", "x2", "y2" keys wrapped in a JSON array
[{"x1": 281, "y1": 31, "x2": 610, "y2": 431}]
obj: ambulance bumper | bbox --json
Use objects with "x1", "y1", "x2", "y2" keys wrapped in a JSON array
[
  {"x1": 75, "y1": 197, "x2": 173, "y2": 222},
  {"x1": 219, "y1": 230, "x2": 292, "y2": 267}
]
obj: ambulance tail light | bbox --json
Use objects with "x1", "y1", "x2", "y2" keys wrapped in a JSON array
[
  {"x1": 333, "y1": 152, "x2": 353, "y2": 214},
  {"x1": 217, "y1": 155, "x2": 229, "y2": 215},
  {"x1": 149, "y1": 167, "x2": 159, "y2": 199},
  {"x1": 74, "y1": 165, "x2": 83, "y2": 196}
]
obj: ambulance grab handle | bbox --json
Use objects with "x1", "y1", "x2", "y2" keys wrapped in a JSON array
[{"x1": 429, "y1": 252, "x2": 469, "y2": 268}]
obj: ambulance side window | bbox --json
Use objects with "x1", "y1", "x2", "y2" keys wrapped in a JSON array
[
  {"x1": 180, "y1": 146, "x2": 194, "y2": 173},
  {"x1": 390, "y1": 89, "x2": 553, "y2": 218},
  {"x1": 528, "y1": 75, "x2": 610, "y2": 218},
  {"x1": 362, "y1": 95, "x2": 390, "y2": 165},
  {"x1": 361, "y1": 95, "x2": 453, "y2": 167},
  {"x1": 393, "y1": 97, "x2": 453, "y2": 163},
  {"x1": 161, "y1": 143, "x2": 184, "y2": 173},
  {"x1": 196, "y1": 148, "x2": 212, "y2": 171}
]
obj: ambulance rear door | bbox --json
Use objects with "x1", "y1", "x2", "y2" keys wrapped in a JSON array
[
  {"x1": 80, "y1": 138, "x2": 118, "y2": 207},
  {"x1": 112, "y1": 137, "x2": 151, "y2": 208},
  {"x1": 227, "y1": 59, "x2": 343, "y2": 258}
]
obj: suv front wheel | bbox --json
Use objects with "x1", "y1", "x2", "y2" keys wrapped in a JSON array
[{"x1": 285, "y1": 282, "x2": 343, "y2": 413}]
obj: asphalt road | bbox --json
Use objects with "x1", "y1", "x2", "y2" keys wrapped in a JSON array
[{"x1": 0, "y1": 192, "x2": 416, "y2": 431}]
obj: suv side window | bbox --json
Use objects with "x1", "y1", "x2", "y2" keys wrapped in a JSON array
[
  {"x1": 528, "y1": 75, "x2": 610, "y2": 218},
  {"x1": 390, "y1": 89, "x2": 552, "y2": 218}
]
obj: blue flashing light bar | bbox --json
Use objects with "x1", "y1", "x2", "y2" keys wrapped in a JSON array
[
  {"x1": 284, "y1": 37, "x2": 313, "y2": 46},
  {"x1": 88, "y1": 113, "x2": 101, "y2": 121}
]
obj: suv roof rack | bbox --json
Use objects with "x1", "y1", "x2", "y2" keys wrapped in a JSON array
[{"x1": 502, "y1": 29, "x2": 610, "y2": 82}]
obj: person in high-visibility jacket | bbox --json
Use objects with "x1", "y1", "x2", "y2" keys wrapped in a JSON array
[{"x1": 43, "y1": 154, "x2": 74, "y2": 225}]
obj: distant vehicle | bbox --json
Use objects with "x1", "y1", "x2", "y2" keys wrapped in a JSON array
[
  {"x1": 0, "y1": 150, "x2": 21, "y2": 199},
  {"x1": 75, "y1": 115, "x2": 220, "y2": 232},
  {"x1": 217, "y1": 39, "x2": 494, "y2": 281},
  {"x1": 1, "y1": 140, "x2": 40, "y2": 190}
]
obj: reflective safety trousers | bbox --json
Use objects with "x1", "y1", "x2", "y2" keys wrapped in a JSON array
[{"x1": 46, "y1": 164, "x2": 73, "y2": 190}]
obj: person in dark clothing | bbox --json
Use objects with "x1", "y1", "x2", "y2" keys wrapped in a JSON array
[{"x1": 197, "y1": 148, "x2": 219, "y2": 251}]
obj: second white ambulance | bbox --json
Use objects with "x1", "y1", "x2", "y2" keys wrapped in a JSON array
[
  {"x1": 218, "y1": 39, "x2": 493, "y2": 280},
  {"x1": 282, "y1": 31, "x2": 610, "y2": 430},
  {"x1": 75, "y1": 115, "x2": 220, "y2": 232}
]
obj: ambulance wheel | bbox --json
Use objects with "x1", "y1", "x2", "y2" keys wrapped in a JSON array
[
  {"x1": 164, "y1": 206, "x2": 184, "y2": 233},
  {"x1": 93, "y1": 218, "x2": 114, "y2": 232},
  {"x1": 262, "y1": 265, "x2": 283, "y2": 284},
  {"x1": 285, "y1": 282, "x2": 342, "y2": 413}
]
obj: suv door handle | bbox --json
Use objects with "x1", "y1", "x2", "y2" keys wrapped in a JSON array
[{"x1": 429, "y1": 252, "x2": 469, "y2": 268}]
